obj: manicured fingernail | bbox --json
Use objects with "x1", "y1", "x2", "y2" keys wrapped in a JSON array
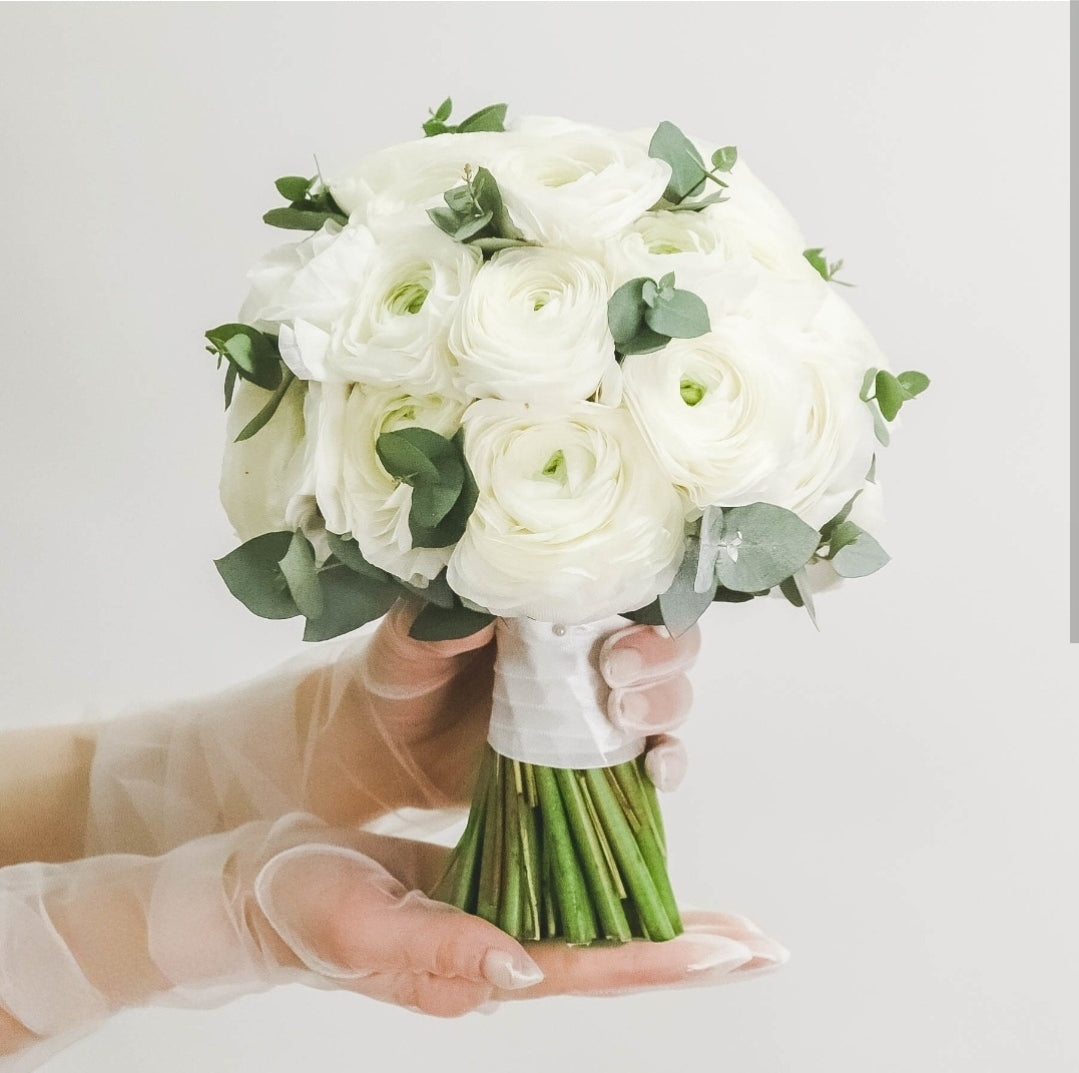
[
  {"x1": 645, "y1": 745, "x2": 687, "y2": 792},
  {"x1": 742, "y1": 935, "x2": 790, "y2": 966},
  {"x1": 617, "y1": 691, "x2": 652, "y2": 729},
  {"x1": 682, "y1": 935, "x2": 755, "y2": 973},
  {"x1": 476, "y1": 1001, "x2": 501, "y2": 1016},
  {"x1": 603, "y1": 647, "x2": 644, "y2": 686},
  {"x1": 482, "y1": 949, "x2": 544, "y2": 990}
]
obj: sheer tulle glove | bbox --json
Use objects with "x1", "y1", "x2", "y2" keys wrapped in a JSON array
[
  {"x1": 0, "y1": 813, "x2": 786, "y2": 1068},
  {"x1": 86, "y1": 603, "x2": 699, "y2": 856}
]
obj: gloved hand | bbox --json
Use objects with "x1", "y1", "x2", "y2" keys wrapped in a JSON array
[
  {"x1": 0, "y1": 812, "x2": 787, "y2": 1068},
  {"x1": 85, "y1": 602, "x2": 700, "y2": 856},
  {"x1": 1, "y1": 602, "x2": 787, "y2": 1070}
]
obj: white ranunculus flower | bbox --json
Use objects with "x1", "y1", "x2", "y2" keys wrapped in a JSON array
[
  {"x1": 703, "y1": 160, "x2": 817, "y2": 278},
  {"x1": 621, "y1": 318, "x2": 807, "y2": 514},
  {"x1": 809, "y1": 287, "x2": 894, "y2": 379},
  {"x1": 239, "y1": 222, "x2": 375, "y2": 334},
  {"x1": 219, "y1": 378, "x2": 308, "y2": 541},
  {"x1": 328, "y1": 132, "x2": 512, "y2": 229},
  {"x1": 495, "y1": 118, "x2": 671, "y2": 251},
  {"x1": 449, "y1": 246, "x2": 616, "y2": 404},
  {"x1": 771, "y1": 350, "x2": 876, "y2": 530},
  {"x1": 447, "y1": 400, "x2": 685, "y2": 623},
  {"x1": 289, "y1": 225, "x2": 482, "y2": 395},
  {"x1": 619, "y1": 129, "x2": 817, "y2": 281},
  {"x1": 318, "y1": 385, "x2": 468, "y2": 586}
]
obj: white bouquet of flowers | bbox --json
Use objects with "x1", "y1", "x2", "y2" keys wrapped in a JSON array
[{"x1": 206, "y1": 99, "x2": 927, "y2": 945}]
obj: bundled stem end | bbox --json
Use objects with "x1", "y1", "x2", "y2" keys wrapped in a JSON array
[{"x1": 430, "y1": 746, "x2": 682, "y2": 944}]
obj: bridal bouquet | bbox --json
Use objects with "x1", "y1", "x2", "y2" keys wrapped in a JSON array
[{"x1": 205, "y1": 100, "x2": 927, "y2": 945}]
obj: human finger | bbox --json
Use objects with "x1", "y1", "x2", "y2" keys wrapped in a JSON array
[
  {"x1": 599, "y1": 623, "x2": 701, "y2": 690},
  {"x1": 361, "y1": 601, "x2": 496, "y2": 700}
]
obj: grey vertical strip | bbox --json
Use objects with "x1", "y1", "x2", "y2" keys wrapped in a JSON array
[{"x1": 1073, "y1": 0, "x2": 1078, "y2": 643}]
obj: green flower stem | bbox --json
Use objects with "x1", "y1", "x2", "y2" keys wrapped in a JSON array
[
  {"x1": 534, "y1": 766, "x2": 598, "y2": 945},
  {"x1": 554, "y1": 768, "x2": 633, "y2": 942},
  {"x1": 613, "y1": 763, "x2": 682, "y2": 935},
  {"x1": 513, "y1": 761, "x2": 542, "y2": 941},
  {"x1": 635, "y1": 757, "x2": 667, "y2": 856},
  {"x1": 475, "y1": 756, "x2": 504, "y2": 925},
  {"x1": 429, "y1": 747, "x2": 681, "y2": 945},
  {"x1": 583, "y1": 767, "x2": 678, "y2": 941},
  {"x1": 429, "y1": 750, "x2": 491, "y2": 909},
  {"x1": 498, "y1": 757, "x2": 523, "y2": 937}
]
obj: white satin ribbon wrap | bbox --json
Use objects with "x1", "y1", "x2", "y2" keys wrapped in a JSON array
[{"x1": 487, "y1": 616, "x2": 645, "y2": 769}]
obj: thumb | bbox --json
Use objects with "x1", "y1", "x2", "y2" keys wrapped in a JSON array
[
  {"x1": 360, "y1": 601, "x2": 496, "y2": 700},
  {"x1": 253, "y1": 841, "x2": 544, "y2": 996}
]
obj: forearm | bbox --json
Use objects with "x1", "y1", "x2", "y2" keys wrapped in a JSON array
[{"x1": 0, "y1": 726, "x2": 97, "y2": 867}]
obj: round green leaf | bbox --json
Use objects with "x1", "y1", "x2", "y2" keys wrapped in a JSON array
[
  {"x1": 713, "y1": 503, "x2": 820, "y2": 592},
  {"x1": 214, "y1": 532, "x2": 299, "y2": 620}
]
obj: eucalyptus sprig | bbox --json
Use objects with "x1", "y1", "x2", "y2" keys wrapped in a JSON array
[
  {"x1": 860, "y1": 367, "x2": 931, "y2": 445},
  {"x1": 648, "y1": 121, "x2": 738, "y2": 212},
  {"x1": 204, "y1": 323, "x2": 295, "y2": 441},
  {"x1": 607, "y1": 272, "x2": 710, "y2": 358},
  {"x1": 804, "y1": 247, "x2": 853, "y2": 286},
  {"x1": 423, "y1": 97, "x2": 508, "y2": 137},
  {"x1": 375, "y1": 427, "x2": 478, "y2": 548},
  {"x1": 215, "y1": 527, "x2": 493, "y2": 643},
  {"x1": 427, "y1": 165, "x2": 533, "y2": 256},
  {"x1": 263, "y1": 174, "x2": 348, "y2": 232}
]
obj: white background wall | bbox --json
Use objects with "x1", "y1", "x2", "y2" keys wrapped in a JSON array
[{"x1": 0, "y1": 2, "x2": 1072, "y2": 1070}]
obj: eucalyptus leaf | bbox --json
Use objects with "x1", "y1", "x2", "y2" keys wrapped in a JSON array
[
  {"x1": 648, "y1": 121, "x2": 708, "y2": 203},
  {"x1": 409, "y1": 454, "x2": 477, "y2": 548},
  {"x1": 644, "y1": 288, "x2": 710, "y2": 339},
  {"x1": 616, "y1": 325, "x2": 673, "y2": 356},
  {"x1": 223, "y1": 363, "x2": 237, "y2": 409},
  {"x1": 897, "y1": 370, "x2": 930, "y2": 398},
  {"x1": 411, "y1": 469, "x2": 465, "y2": 529},
  {"x1": 828, "y1": 523, "x2": 890, "y2": 578},
  {"x1": 398, "y1": 569, "x2": 457, "y2": 610},
  {"x1": 205, "y1": 324, "x2": 282, "y2": 390},
  {"x1": 409, "y1": 602, "x2": 494, "y2": 641},
  {"x1": 376, "y1": 428, "x2": 448, "y2": 485},
  {"x1": 326, "y1": 533, "x2": 393, "y2": 582},
  {"x1": 658, "y1": 537, "x2": 717, "y2": 636},
  {"x1": 608, "y1": 278, "x2": 648, "y2": 345},
  {"x1": 803, "y1": 247, "x2": 851, "y2": 285},
  {"x1": 869, "y1": 400, "x2": 891, "y2": 446},
  {"x1": 667, "y1": 189, "x2": 728, "y2": 213},
  {"x1": 712, "y1": 586, "x2": 756, "y2": 604},
  {"x1": 278, "y1": 531, "x2": 324, "y2": 620},
  {"x1": 471, "y1": 236, "x2": 535, "y2": 254},
  {"x1": 457, "y1": 103, "x2": 508, "y2": 133},
  {"x1": 874, "y1": 370, "x2": 909, "y2": 421},
  {"x1": 779, "y1": 569, "x2": 818, "y2": 629},
  {"x1": 263, "y1": 207, "x2": 347, "y2": 231},
  {"x1": 234, "y1": 369, "x2": 296, "y2": 442},
  {"x1": 453, "y1": 210, "x2": 494, "y2": 242},
  {"x1": 859, "y1": 366, "x2": 878, "y2": 402},
  {"x1": 819, "y1": 490, "x2": 863, "y2": 544},
  {"x1": 377, "y1": 427, "x2": 475, "y2": 549},
  {"x1": 712, "y1": 503, "x2": 820, "y2": 592},
  {"x1": 214, "y1": 532, "x2": 299, "y2": 620},
  {"x1": 303, "y1": 564, "x2": 400, "y2": 642},
  {"x1": 711, "y1": 146, "x2": 738, "y2": 172},
  {"x1": 622, "y1": 599, "x2": 665, "y2": 626},
  {"x1": 275, "y1": 175, "x2": 312, "y2": 201}
]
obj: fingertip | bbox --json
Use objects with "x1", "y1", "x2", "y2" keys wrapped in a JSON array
[
  {"x1": 481, "y1": 948, "x2": 545, "y2": 991},
  {"x1": 644, "y1": 736, "x2": 688, "y2": 791}
]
